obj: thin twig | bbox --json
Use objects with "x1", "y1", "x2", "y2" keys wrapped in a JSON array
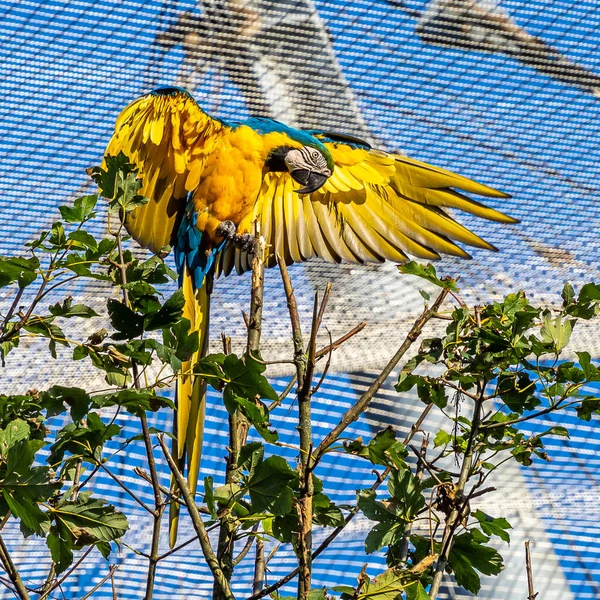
[
  {"x1": 1, "y1": 287, "x2": 24, "y2": 331},
  {"x1": 232, "y1": 524, "x2": 259, "y2": 567},
  {"x1": 115, "y1": 228, "x2": 163, "y2": 600},
  {"x1": 158, "y1": 435, "x2": 234, "y2": 600},
  {"x1": 158, "y1": 523, "x2": 221, "y2": 561},
  {"x1": 97, "y1": 463, "x2": 153, "y2": 514},
  {"x1": 429, "y1": 377, "x2": 486, "y2": 600},
  {"x1": 480, "y1": 400, "x2": 580, "y2": 430},
  {"x1": 134, "y1": 467, "x2": 211, "y2": 514},
  {"x1": 399, "y1": 435, "x2": 430, "y2": 563},
  {"x1": 0, "y1": 534, "x2": 30, "y2": 600},
  {"x1": 296, "y1": 291, "x2": 323, "y2": 599},
  {"x1": 247, "y1": 225, "x2": 265, "y2": 354},
  {"x1": 312, "y1": 288, "x2": 450, "y2": 467},
  {"x1": 246, "y1": 382, "x2": 437, "y2": 600},
  {"x1": 40, "y1": 546, "x2": 94, "y2": 598},
  {"x1": 80, "y1": 565, "x2": 119, "y2": 600},
  {"x1": 253, "y1": 537, "x2": 265, "y2": 595},
  {"x1": 268, "y1": 320, "x2": 367, "y2": 413},
  {"x1": 525, "y1": 540, "x2": 537, "y2": 600}
]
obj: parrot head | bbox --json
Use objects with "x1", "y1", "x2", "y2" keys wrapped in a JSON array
[
  {"x1": 284, "y1": 146, "x2": 332, "y2": 194},
  {"x1": 267, "y1": 143, "x2": 334, "y2": 194}
]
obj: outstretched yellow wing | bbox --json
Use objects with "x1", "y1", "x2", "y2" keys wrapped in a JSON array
[
  {"x1": 105, "y1": 87, "x2": 227, "y2": 254},
  {"x1": 215, "y1": 139, "x2": 516, "y2": 275}
]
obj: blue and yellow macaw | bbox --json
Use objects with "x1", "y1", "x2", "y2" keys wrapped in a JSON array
[{"x1": 104, "y1": 86, "x2": 516, "y2": 544}]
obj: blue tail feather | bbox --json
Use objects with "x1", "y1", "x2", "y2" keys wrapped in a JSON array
[{"x1": 175, "y1": 201, "x2": 226, "y2": 290}]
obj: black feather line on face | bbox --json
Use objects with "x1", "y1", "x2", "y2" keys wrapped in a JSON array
[{"x1": 265, "y1": 146, "x2": 295, "y2": 172}]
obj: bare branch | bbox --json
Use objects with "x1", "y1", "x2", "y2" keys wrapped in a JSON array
[
  {"x1": 0, "y1": 533, "x2": 31, "y2": 600},
  {"x1": 313, "y1": 288, "x2": 450, "y2": 466},
  {"x1": 80, "y1": 565, "x2": 119, "y2": 600},
  {"x1": 525, "y1": 540, "x2": 537, "y2": 600},
  {"x1": 253, "y1": 537, "x2": 265, "y2": 595},
  {"x1": 157, "y1": 435, "x2": 235, "y2": 600}
]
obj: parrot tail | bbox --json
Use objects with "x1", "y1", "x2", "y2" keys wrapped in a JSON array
[{"x1": 169, "y1": 263, "x2": 210, "y2": 548}]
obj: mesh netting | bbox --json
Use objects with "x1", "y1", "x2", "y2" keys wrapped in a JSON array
[{"x1": 1, "y1": 0, "x2": 600, "y2": 597}]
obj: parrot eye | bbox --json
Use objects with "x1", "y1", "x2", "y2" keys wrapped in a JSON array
[{"x1": 312, "y1": 150, "x2": 320, "y2": 159}]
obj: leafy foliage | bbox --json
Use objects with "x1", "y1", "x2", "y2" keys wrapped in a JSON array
[{"x1": 1, "y1": 158, "x2": 599, "y2": 599}]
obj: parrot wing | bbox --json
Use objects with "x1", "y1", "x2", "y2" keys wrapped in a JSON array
[
  {"x1": 105, "y1": 87, "x2": 228, "y2": 254},
  {"x1": 216, "y1": 135, "x2": 517, "y2": 275}
]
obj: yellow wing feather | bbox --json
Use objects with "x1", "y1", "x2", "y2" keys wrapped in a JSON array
[
  {"x1": 105, "y1": 89, "x2": 227, "y2": 254},
  {"x1": 227, "y1": 140, "x2": 516, "y2": 273},
  {"x1": 159, "y1": 122, "x2": 515, "y2": 277}
]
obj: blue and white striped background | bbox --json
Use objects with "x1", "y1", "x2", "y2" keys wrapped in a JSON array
[{"x1": 1, "y1": 0, "x2": 600, "y2": 597}]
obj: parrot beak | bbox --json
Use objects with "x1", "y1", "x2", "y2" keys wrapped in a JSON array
[{"x1": 291, "y1": 169, "x2": 329, "y2": 194}]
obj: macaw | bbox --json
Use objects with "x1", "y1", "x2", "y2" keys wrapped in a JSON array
[{"x1": 104, "y1": 86, "x2": 516, "y2": 545}]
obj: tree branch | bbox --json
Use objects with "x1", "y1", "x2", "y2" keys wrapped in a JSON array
[
  {"x1": 158, "y1": 435, "x2": 235, "y2": 600},
  {"x1": 429, "y1": 378, "x2": 486, "y2": 600},
  {"x1": 312, "y1": 288, "x2": 450, "y2": 466},
  {"x1": 0, "y1": 534, "x2": 30, "y2": 600},
  {"x1": 245, "y1": 399, "x2": 435, "y2": 600},
  {"x1": 525, "y1": 540, "x2": 537, "y2": 600},
  {"x1": 114, "y1": 227, "x2": 164, "y2": 600}
]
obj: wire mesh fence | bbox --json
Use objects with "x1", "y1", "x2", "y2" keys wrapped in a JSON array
[{"x1": 1, "y1": 0, "x2": 600, "y2": 597}]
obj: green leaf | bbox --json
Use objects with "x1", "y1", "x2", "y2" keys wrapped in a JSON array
[
  {"x1": 51, "y1": 493, "x2": 129, "y2": 543},
  {"x1": 0, "y1": 323, "x2": 20, "y2": 365},
  {"x1": 92, "y1": 154, "x2": 149, "y2": 212},
  {"x1": 246, "y1": 456, "x2": 296, "y2": 515},
  {"x1": 398, "y1": 262, "x2": 458, "y2": 291},
  {"x1": 0, "y1": 255, "x2": 40, "y2": 289},
  {"x1": 222, "y1": 354, "x2": 278, "y2": 402},
  {"x1": 49, "y1": 221, "x2": 66, "y2": 247},
  {"x1": 365, "y1": 521, "x2": 402, "y2": 554},
  {"x1": 272, "y1": 512, "x2": 299, "y2": 543},
  {"x1": 46, "y1": 527, "x2": 74, "y2": 574},
  {"x1": 496, "y1": 372, "x2": 540, "y2": 414},
  {"x1": 91, "y1": 389, "x2": 172, "y2": 416},
  {"x1": 448, "y1": 531, "x2": 504, "y2": 594},
  {"x1": 1, "y1": 436, "x2": 57, "y2": 536},
  {"x1": 48, "y1": 492, "x2": 128, "y2": 572},
  {"x1": 49, "y1": 413, "x2": 120, "y2": 465},
  {"x1": 540, "y1": 311, "x2": 573, "y2": 353},
  {"x1": 357, "y1": 489, "x2": 396, "y2": 524},
  {"x1": 561, "y1": 282, "x2": 575, "y2": 306},
  {"x1": 473, "y1": 510, "x2": 512, "y2": 543},
  {"x1": 49, "y1": 297, "x2": 98, "y2": 319},
  {"x1": 0, "y1": 419, "x2": 30, "y2": 457},
  {"x1": 576, "y1": 396, "x2": 600, "y2": 421},
  {"x1": 3, "y1": 486, "x2": 50, "y2": 536},
  {"x1": 59, "y1": 195, "x2": 98, "y2": 223},
  {"x1": 145, "y1": 289, "x2": 185, "y2": 330},
  {"x1": 162, "y1": 318, "x2": 199, "y2": 366},
  {"x1": 204, "y1": 476, "x2": 216, "y2": 519},
  {"x1": 62, "y1": 252, "x2": 93, "y2": 277},
  {"x1": 388, "y1": 469, "x2": 425, "y2": 521},
  {"x1": 433, "y1": 430, "x2": 452, "y2": 448},
  {"x1": 357, "y1": 566, "x2": 422, "y2": 599},
  {"x1": 41, "y1": 386, "x2": 90, "y2": 422},
  {"x1": 238, "y1": 442, "x2": 264, "y2": 478},
  {"x1": 368, "y1": 428, "x2": 407, "y2": 467},
  {"x1": 313, "y1": 493, "x2": 344, "y2": 528},
  {"x1": 68, "y1": 230, "x2": 98, "y2": 251},
  {"x1": 404, "y1": 582, "x2": 430, "y2": 600},
  {"x1": 107, "y1": 299, "x2": 144, "y2": 340}
]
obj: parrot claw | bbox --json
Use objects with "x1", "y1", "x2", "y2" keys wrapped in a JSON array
[
  {"x1": 216, "y1": 221, "x2": 257, "y2": 254},
  {"x1": 216, "y1": 220, "x2": 237, "y2": 240},
  {"x1": 234, "y1": 233, "x2": 257, "y2": 254}
]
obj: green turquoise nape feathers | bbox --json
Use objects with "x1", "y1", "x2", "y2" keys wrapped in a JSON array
[{"x1": 103, "y1": 86, "x2": 517, "y2": 545}]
